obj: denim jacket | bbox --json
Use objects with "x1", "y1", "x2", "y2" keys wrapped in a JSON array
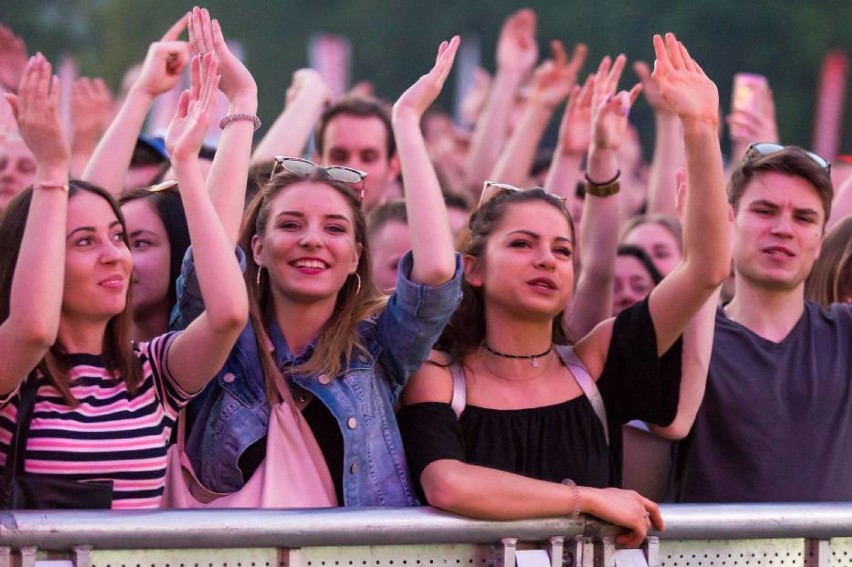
[{"x1": 171, "y1": 248, "x2": 462, "y2": 506}]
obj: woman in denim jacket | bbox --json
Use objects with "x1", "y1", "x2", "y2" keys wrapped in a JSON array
[{"x1": 173, "y1": 18, "x2": 462, "y2": 506}]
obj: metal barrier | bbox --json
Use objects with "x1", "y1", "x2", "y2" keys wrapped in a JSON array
[{"x1": 1, "y1": 504, "x2": 851, "y2": 567}]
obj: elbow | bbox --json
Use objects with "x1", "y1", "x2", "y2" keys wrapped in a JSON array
[
  {"x1": 415, "y1": 262, "x2": 457, "y2": 288},
  {"x1": 651, "y1": 419, "x2": 691, "y2": 440},
  {"x1": 420, "y1": 463, "x2": 468, "y2": 513},
  {"x1": 17, "y1": 318, "x2": 59, "y2": 352},
  {"x1": 209, "y1": 299, "x2": 249, "y2": 336}
]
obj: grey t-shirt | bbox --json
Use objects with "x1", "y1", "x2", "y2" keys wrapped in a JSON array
[{"x1": 672, "y1": 301, "x2": 852, "y2": 502}]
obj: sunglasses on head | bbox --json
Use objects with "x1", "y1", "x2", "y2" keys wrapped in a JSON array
[
  {"x1": 480, "y1": 181, "x2": 568, "y2": 208},
  {"x1": 145, "y1": 179, "x2": 179, "y2": 193},
  {"x1": 746, "y1": 143, "x2": 831, "y2": 173},
  {"x1": 271, "y1": 156, "x2": 368, "y2": 201}
]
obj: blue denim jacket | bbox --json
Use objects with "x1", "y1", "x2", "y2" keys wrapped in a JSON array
[{"x1": 171, "y1": 248, "x2": 462, "y2": 506}]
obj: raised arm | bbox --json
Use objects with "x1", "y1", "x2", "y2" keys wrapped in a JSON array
[
  {"x1": 0, "y1": 54, "x2": 69, "y2": 395},
  {"x1": 727, "y1": 80, "x2": 778, "y2": 166},
  {"x1": 489, "y1": 41, "x2": 587, "y2": 186},
  {"x1": 391, "y1": 37, "x2": 460, "y2": 286},
  {"x1": 252, "y1": 68, "x2": 332, "y2": 165},
  {"x1": 635, "y1": 60, "x2": 684, "y2": 217},
  {"x1": 644, "y1": 33, "x2": 730, "y2": 353},
  {"x1": 69, "y1": 77, "x2": 113, "y2": 177},
  {"x1": 187, "y1": 7, "x2": 257, "y2": 243},
  {"x1": 163, "y1": 53, "x2": 248, "y2": 394},
  {"x1": 0, "y1": 24, "x2": 27, "y2": 94},
  {"x1": 83, "y1": 15, "x2": 190, "y2": 195},
  {"x1": 463, "y1": 9, "x2": 538, "y2": 199},
  {"x1": 566, "y1": 55, "x2": 641, "y2": 338}
]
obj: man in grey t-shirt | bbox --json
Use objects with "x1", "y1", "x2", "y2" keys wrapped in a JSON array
[{"x1": 672, "y1": 144, "x2": 852, "y2": 502}]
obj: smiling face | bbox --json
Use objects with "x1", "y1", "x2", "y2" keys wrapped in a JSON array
[
  {"x1": 252, "y1": 181, "x2": 362, "y2": 307},
  {"x1": 63, "y1": 190, "x2": 133, "y2": 322},
  {"x1": 121, "y1": 198, "x2": 172, "y2": 317},
  {"x1": 733, "y1": 171, "x2": 825, "y2": 292},
  {"x1": 468, "y1": 200, "x2": 575, "y2": 322}
]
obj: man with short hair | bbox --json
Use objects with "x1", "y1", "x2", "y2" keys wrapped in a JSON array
[
  {"x1": 314, "y1": 95, "x2": 401, "y2": 212},
  {"x1": 672, "y1": 144, "x2": 852, "y2": 502}
]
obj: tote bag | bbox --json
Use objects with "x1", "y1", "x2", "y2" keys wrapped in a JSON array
[{"x1": 161, "y1": 380, "x2": 337, "y2": 508}]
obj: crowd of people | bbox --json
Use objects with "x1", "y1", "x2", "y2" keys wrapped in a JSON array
[{"x1": 0, "y1": 6, "x2": 849, "y2": 547}]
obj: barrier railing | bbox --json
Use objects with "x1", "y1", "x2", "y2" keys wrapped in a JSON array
[{"x1": 1, "y1": 503, "x2": 851, "y2": 567}]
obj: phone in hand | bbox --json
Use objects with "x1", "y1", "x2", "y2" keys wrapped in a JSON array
[{"x1": 732, "y1": 73, "x2": 768, "y2": 116}]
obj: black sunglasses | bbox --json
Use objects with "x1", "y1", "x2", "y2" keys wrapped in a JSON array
[{"x1": 271, "y1": 156, "x2": 368, "y2": 201}]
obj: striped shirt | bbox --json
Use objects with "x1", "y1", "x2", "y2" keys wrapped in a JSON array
[{"x1": 0, "y1": 332, "x2": 192, "y2": 509}]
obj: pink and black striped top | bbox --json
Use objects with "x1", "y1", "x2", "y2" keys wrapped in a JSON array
[{"x1": 0, "y1": 332, "x2": 192, "y2": 509}]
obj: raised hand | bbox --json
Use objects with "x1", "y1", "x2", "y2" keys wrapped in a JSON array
[
  {"x1": 556, "y1": 73, "x2": 595, "y2": 155},
  {"x1": 496, "y1": 8, "x2": 538, "y2": 76},
  {"x1": 633, "y1": 60, "x2": 673, "y2": 115},
  {"x1": 651, "y1": 33, "x2": 718, "y2": 127},
  {"x1": 459, "y1": 67, "x2": 492, "y2": 127},
  {"x1": 71, "y1": 77, "x2": 113, "y2": 141},
  {"x1": 529, "y1": 40, "x2": 588, "y2": 109},
  {"x1": 133, "y1": 13, "x2": 190, "y2": 98},
  {"x1": 0, "y1": 24, "x2": 27, "y2": 93},
  {"x1": 393, "y1": 36, "x2": 460, "y2": 122},
  {"x1": 188, "y1": 7, "x2": 256, "y2": 102},
  {"x1": 4, "y1": 53, "x2": 69, "y2": 168},
  {"x1": 727, "y1": 82, "x2": 778, "y2": 143},
  {"x1": 591, "y1": 54, "x2": 642, "y2": 151},
  {"x1": 285, "y1": 68, "x2": 332, "y2": 109},
  {"x1": 165, "y1": 53, "x2": 220, "y2": 161}
]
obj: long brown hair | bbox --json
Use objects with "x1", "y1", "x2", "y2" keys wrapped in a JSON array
[
  {"x1": 805, "y1": 216, "x2": 852, "y2": 307},
  {"x1": 239, "y1": 169, "x2": 386, "y2": 404},
  {"x1": 0, "y1": 181, "x2": 142, "y2": 406},
  {"x1": 435, "y1": 188, "x2": 575, "y2": 363}
]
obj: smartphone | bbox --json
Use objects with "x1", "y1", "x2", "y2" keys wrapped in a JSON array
[{"x1": 732, "y1": 73, "x2": 768, "y2": 115}]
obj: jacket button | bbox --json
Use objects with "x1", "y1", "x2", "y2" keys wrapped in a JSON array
[
  {"x1": 350, "y1": 462, "x2": 359, "y2": 474},
  {"x1": 318, "y1": 374, "x2": 330, "y2": 385},
  {"x1": 347, "y1": 417, "x2": 357, "y2": 429},
  {"x1": 222, "y1": 372, "x2": 236, "y2": 383}
]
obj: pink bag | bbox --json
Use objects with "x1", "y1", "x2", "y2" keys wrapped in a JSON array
[{"x1": 160, "y1": 381, "x2": 337, "y2": 509}]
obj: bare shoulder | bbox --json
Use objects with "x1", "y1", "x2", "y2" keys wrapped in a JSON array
[
  {"x1": 572, "y1": 317, "x2": 615, "y2": 380},
  {"x1": 401, "y1": 350, "x2": 455, "y2": 406}
]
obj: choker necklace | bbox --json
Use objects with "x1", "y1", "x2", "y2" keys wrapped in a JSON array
[{"x1": 483, "y1": 343, "x2": 553, "y2": 368}]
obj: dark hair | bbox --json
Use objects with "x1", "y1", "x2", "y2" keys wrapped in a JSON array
[
  {"x1": 617, "y1": 244, "x2": 664, "y2": 285},
  {"x1": 805, "y1": 216, "x2": 852, "y2": 307},
  {"x1": 729, "y1": 146, "x2": 833, "y2": 222},
  {"x1": 119, "y1": 184, "x2": 190, "y2": 311},
  {"x1": 367, "y1": 198, "x2": 408, "y2": 240},
  {"x1": 443, "y1": 192, "x2": 471, "y2": 213},
  {"x1": 315, "y1": 95, "x2": 396, "y2": 158},
  {"x1": 240, "y1": 169, "x2": 386, "y2": 404},
  {"x1": 436, "y1": 188, "x2": 575, "y2": 362},
  {"x1": 245, "y1": 160, "x2": 277, "y2": 210},
  {"x1": 0, "y1": 180, "x2": 142, "y2": 406}
]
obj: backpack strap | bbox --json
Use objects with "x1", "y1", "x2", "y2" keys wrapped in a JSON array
[
  {"x1": 449, "y1": 362, "x2": 466, "y2": 418},
  {"x1": 555, "y1": 345, "x2": 609, "y2": 445}
]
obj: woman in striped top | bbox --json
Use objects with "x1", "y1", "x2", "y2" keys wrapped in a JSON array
[{"x1": 0, "y1": 49, "x2": 249, "y2": 508}]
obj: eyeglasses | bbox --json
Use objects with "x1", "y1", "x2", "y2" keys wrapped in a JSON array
[
  {"x1": 480, "y1": 181, "x2": 568, "y2": 208},
  {"x1": 271, "y1": 156, "x2": 368, "y2": 201},
  {"x1": 746, "y1": 143, "x2": 831, "y2": 173},
  {"x1": 145, "y1": 179, "x2": 178, "y2": 193}
]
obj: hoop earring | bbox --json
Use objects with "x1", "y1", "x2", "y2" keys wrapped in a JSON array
[
  {"x1": 350, "y1": 272, "x2": 362, "y2": 296},
  {"x1": 256, "y1": 265, "x2": 265, "y2": 293}
]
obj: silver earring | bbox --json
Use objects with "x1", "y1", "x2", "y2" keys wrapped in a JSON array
[
  {"x1": 256, "y1": 265, "x2": 265, "y2": 292},
  {"x1": 351, "y1": 272, "x2": 362, "y2": 296}
]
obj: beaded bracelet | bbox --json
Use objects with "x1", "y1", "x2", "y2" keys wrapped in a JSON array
[
  {"x1": 561, "y1": 478, "x2": 582, "y2": 520},
  {"x1": 33, "y1": 181, "x2": 69, "y2": 192},
  {"x1": 584, "y1": 169, "x2": 621, "y2": 198},
  {"x1": 219, "y1": 113, "x2": 261, "y2": 131}
]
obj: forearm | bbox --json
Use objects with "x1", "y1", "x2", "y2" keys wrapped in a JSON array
[
  {"x1": 208, "y1": 93, "x2": 257, "y2": 243},
  {"x1": 0, "y1": 163, "x2": 69, "y2": 393},
  {"x1": 174, "y1": 157, "x2": 248, "y2": 332},
  {"x1": 489, "y1": 101, "x2": 553, "y2": 186},
  {"x1": 251, "y1": 90, "x2": 324, "y2": 165},
  {"x1": 650, "y1": 287, "x2": 719, "y2": 440},
  {"x1": 82, "y1": 87, "x2": 154, "y2": 195},
  {"x1": 464, "y1": 70, "x2": 525, "y2": 197},
  {"x1": 393, "y1": 112, "x2": 456, "y2": 285},
  {"x1": 645, "y1": 112, "x2": 683, "y2": 216}
]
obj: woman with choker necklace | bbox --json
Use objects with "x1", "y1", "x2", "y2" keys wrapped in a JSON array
[{"x1": 398, "y1": 34, "x2": 730, "y2": 547}]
